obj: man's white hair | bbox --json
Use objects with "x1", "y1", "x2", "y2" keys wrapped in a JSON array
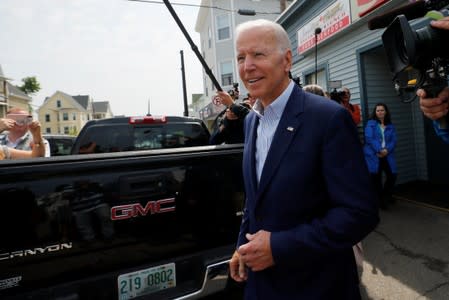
[{"x1": 235, "y1": 19, "x2": 291, "y2": 52}]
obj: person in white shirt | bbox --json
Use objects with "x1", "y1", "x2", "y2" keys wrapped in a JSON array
[{"x1": 0, "y1": 107, "x2": 50, "y2": 157}]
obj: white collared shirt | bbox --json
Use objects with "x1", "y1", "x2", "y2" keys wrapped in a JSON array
[
  {"x1": 253, "y1": 80, "x2": 295, "y2": 182},
  {"x1": 0, "y1": 132, "x2": 51, "y2": 157}
]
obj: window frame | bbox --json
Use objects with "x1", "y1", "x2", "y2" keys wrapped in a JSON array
[
  {"x1": 220, "y1": 60, "x2": 234, "y2": 87},
  {"x1": 215, "y1": 14, "x2": 231, "y2": 41}
]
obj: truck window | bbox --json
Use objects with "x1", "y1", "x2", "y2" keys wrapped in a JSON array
[
  {"x1": 133, "y1": 123, "x2": 209, "y2": 150},
  {"x1": 74, "y1": 122, "x2": 209, "y2": 154}
]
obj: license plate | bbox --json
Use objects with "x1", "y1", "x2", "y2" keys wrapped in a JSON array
[{"x1": 118, "y1": 263, "x2": 176, "y2": 300}]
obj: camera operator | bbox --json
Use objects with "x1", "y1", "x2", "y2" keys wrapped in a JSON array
[
  {"x1": 210, "y1": 90, "x2": 250, "y2": 144},
  {"x1": 329, "y1": 88, "x2": 361, "y2": 125},
  {"x1": 416, "y1": 16, "x2": 449, "y2": 144},
  {"x1": 221, "y1": 85, "x2": 250, "y2": 119},
  {"x1": 417, "y1": 87, "x2": 449, "y2": 143}
]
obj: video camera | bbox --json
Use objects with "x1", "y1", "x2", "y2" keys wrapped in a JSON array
[
  {"x1": 329, "y1": 89, "x2": 346, "y2": 104},
  {"x1": 213, "y1": 82, "x2": 240, "y2": 106},
  {"x1": 227, "y1": 82, "x2": 239, "y2": 100},
  {"x1": 368, "y1": 0, "x2": 449, "y2": 103}
]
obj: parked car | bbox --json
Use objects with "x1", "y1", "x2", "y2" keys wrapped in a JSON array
[{"x1": 43, "y1": 134, "x2": 76, "y2": 156}]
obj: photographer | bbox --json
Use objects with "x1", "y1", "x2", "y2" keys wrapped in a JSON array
[
  {"x1": 210, "y1": 90, "x2": 250, "y2": 144},
  {"x1": 0, "y1": 120, "x2": 46, "y2": 159},
  {"x1": 341, "y1": 87, "x2": 361, "y2": 125},
  {"x1": 329, "y1": 88, "x2": 361, "y2": 125},
  {"x1": 329, "y1": 89, "x2": 342, "y2": 104},
  {"x1": 220, "y1": 85, "x2": 250, "y2": 120},
  {"x1": 0, "y1": 107, "x2": 50, "y2": 157},
  {"x1": 416, "y1": 16, "x2": 449, "y2": 144}
]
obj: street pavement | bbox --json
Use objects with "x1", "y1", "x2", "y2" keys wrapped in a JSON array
[
  {"x1": 208, "y1": 198, "x2": 449, "y2": 300},
  {"x1": 360, "y1": 199, "x2": 449, "y2": 299}
]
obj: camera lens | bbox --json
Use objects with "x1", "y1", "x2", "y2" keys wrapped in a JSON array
[
  {"x1": 415, "y1": 25, "x2": 449, "y2": 62},
  {"x1": 14, "y1": 116, "x2": 32, "y2": 126},
  {"x1": 15, "y1": 119, "x2": 26, "y2": 126}
]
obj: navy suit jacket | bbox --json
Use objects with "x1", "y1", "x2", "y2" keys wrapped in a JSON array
[{"x1": 238, "y1": 85, "x2": 379, "y2": 299}]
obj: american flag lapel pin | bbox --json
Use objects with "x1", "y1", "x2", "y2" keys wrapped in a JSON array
[{"x1": 287, "y1": 126, "x2": 294, "y2": 132}]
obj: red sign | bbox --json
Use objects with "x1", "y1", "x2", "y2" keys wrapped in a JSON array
[
  {"x1": 297, "y1": 0, "x2": 351, "y2": 54},
  {"x1": 298, "y1": 16, "x2": 350, "y2": 53},
  {"x1": 357, "y1": 0, "x2": 390, "y2": 18}
]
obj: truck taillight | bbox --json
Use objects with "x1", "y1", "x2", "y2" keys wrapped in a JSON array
[{"x1": 129, "y1": 116, "x2": 167, "y2": 124}]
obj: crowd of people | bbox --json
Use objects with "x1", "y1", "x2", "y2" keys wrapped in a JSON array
[
  {"x1": 212, "y1": 77, "x2": 399, "y2": 215},
  {"x1": 304, "y1": 84, "x2": 398, "y2": 211}
]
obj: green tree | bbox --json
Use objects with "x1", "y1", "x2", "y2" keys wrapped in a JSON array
[{"x1": 18, "y1": 76, "x2": 41, "y2": 95}]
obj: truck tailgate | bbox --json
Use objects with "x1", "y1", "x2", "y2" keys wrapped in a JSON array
[{"x1": 0, "y1": 146, "x2": 244, "y2": 299}]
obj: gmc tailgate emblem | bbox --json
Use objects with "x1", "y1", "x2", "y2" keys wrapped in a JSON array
[{"x1": 111, "y1": 198, "x2": 176, "y2": 220}]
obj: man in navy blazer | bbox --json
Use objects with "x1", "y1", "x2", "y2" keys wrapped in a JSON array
[{"x1": 219, "y1": 19, "x2": 379, "y2": 299}]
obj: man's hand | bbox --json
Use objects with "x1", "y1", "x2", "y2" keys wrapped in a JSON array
[
  {"x1": 28, "y1": 121, "x2": 42, "y2": 138},
  {"x1": 0, "y1": 118, "x2": 15, "y2": 132},
  {"x1": 431, "y1": 16, "x2": 449, "y2": 31},
  {"x1": 28, "y1": 121, "x2": 45, "y2": 157},
  {"x1": 237, "y1": 230, "x2": 274, "y2": 272},
  {"x1": 225, "y1": 109, "x2": 238, "y2": 120},
  {"x1": 215, "y1": 91, "x2": 234, "y2": 107},
  {"x1": 376, "y1": 149, "x2": 387, "y2": 158},
  {"x1": 229, "y1": 250, "x2": 247, "y2": 282},
  {"x1": 417, "y1": 88, "x2": 449, "y2": 121}
]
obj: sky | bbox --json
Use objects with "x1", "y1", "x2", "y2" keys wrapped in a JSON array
[{"x1": 0, "y1": 0, "x2": 204, "y2": 116}]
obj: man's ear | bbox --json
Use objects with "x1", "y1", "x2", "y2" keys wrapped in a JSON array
[{"x1": 284, "y1": 49, "x2": 292, "y2": 73}]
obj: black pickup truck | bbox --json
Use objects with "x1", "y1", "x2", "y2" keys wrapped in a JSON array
[{"x1": 0, "y1": 115, "x2": 244, "y2": 300}]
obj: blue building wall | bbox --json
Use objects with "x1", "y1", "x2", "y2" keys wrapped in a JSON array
[{"x1": 277, "y1": 0, "x2": 436, "y2": 183}]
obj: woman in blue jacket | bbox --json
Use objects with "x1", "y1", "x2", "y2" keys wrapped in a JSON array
[{"x1": 364, "y1": 103, "x2": 397, "y2": 209}]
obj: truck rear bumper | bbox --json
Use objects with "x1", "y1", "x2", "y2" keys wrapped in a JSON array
[{"x1": 175, "y1": 259, "x2": 230, "y2": 300}]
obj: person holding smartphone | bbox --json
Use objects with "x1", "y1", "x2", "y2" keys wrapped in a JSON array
[{"x1": 0, "y1": 107, "x2": 50, "y2": 157}]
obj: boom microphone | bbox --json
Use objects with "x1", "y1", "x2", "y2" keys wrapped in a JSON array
[{"x1": 367, "y1": 1, "x2": 426, "y2": 30}]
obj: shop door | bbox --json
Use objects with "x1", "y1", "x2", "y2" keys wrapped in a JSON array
[{"x1": 360, "y1": 46, "x2": 425, "y2": 184}]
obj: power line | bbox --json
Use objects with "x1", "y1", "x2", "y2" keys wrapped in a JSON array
[{"x1": 127, "y1": 0, "x2": 280, "y2": 15}]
